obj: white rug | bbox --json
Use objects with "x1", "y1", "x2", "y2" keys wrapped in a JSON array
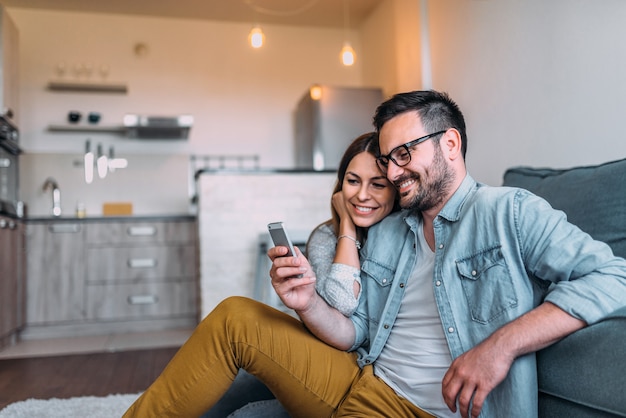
[{"x1": 0, "y1": 393, "x2": 141, "y2": 418}]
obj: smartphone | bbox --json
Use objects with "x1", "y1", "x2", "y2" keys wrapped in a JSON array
[{"x1": 267, "y1": 221, "x2": 296, "y2": 257}]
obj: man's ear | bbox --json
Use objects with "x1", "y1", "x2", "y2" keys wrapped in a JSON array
[{"x1": 441, "y1": 128, "x2": 462, "y2": 161}]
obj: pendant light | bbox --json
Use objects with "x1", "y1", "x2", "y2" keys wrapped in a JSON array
[
  {"x1": 244, "y1": 1, "x2": 321, "y2": 49},
  {"x1": 340, "y1": 0, "x2": 356, "y2": 66},
  {"x1": 340, "y1": 43, "x2": 356, "y2": 66},
  {"x1": 248, "y1": 25, "x2": 265, "y2": 48}
]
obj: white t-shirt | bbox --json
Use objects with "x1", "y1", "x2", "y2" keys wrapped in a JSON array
[{"x1": 374, "y1": 222, "x2": 461, "y2": 418}]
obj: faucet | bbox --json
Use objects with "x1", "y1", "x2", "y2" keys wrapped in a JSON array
[{"x1": 42, "y1": 177, "x2": 62, "y2": 217}]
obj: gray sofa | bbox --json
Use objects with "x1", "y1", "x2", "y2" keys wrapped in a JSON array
[
  {"x1": 221, "y1": 158, "x2": 626, "y2": 417},
  {"x1": 503, "y1": 158, "x2": 626, "y2": 417}
]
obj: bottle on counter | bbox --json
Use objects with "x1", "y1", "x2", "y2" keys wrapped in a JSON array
[{"x1": 76, "y1": 202, "x2": 86, "y2": 218}]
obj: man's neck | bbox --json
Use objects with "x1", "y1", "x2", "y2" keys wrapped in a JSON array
[{"x1": 419, "y1": 168, "x2": 467, "y2": 249}]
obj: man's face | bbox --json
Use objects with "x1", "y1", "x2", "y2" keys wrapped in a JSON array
[{"x1": 378, "y1": 112, "x2": 455, "y2": 212}]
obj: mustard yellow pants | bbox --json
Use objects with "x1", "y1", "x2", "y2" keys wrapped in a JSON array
[{"x1": 123, "y1": 296, "x2": 434, "y2": 418}]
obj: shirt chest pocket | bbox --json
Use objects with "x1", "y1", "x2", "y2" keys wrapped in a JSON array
[
  {"x1": 361, "y1": 260, "x2": 395, "y2": 288},
  {"x1": 361, "y1": 260, "x2": 396, "y2": 326},
  {"x1": 455, "y1": 246, "x2": 518, "y2": 324}
]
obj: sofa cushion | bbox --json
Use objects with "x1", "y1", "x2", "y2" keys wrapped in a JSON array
[
  {"x1": 536, "y1": 306, "x2": 626, "y2": 417},
  {"x1": 502, "y1": 158, "x2": 626, "y2": 259}
]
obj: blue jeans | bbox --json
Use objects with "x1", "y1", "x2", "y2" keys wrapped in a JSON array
[{"x1": 200, "y1": 369, "x2": 287, "y2": 418}]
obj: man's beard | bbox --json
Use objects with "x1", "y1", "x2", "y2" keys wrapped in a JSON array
[{"x1": 398, "y1": 147, "x2": 455, "y2": 212}]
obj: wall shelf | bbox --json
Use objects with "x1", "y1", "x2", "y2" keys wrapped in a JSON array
[
  {"x1": 47, "y1": 124, "x2": 127, "y2": 134},
  {"x1": 47, "y1": 81, "x2": 128, "y2": 94}
]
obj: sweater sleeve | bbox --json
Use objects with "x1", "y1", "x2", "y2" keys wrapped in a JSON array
[{"x1": 308, "y1": 223, "x2": 361, "y2": 317}]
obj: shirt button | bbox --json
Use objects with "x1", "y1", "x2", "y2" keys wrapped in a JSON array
[
  {"x1": 471, "y1": 270, "x2": 477, "y2": 276},
  {"x1": 438, "y1": 244, "x2": 444, "y2": 249},
  {"x1": 435, "y1": 280, "x2": 441, "y2": 286},
  {"x1": 399, "y1": 283, "x2": 405, "y2": 288},
  {"x1": 384, "y1": 324, "x2": 390, "y2": 329},
  {"x1": 382, "y1": 278, "x2": 387, "y2": 284},
  {"x1": 448, "y1": 327, "x2": 455, "y2": 333}
]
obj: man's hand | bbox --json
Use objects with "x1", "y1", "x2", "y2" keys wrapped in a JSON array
[
  {"x1": 268, "y1": 246, "x2": 317, "y2": 311},
  {"x1": 441, "y1": 337, "x2": 514, "y2": 418},
  {"x1": 441, "y1": 302, "x2": 586, "y2": 418},
  {"x1": 269, "y1": 245, "x2": 356, "y2": 350}
]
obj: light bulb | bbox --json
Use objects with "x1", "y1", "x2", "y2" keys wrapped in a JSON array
[
  {"x1": 309, "y1": 85, "x2": 322, "y2": 100},
  {"x1": 340, "y1": 43, "x2": 356, "y2": 66},
  {"x1": 248, "y1": 27, "x2": 265, "y2": 49}
]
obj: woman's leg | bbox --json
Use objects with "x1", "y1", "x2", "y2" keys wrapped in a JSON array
[
  {"x1": 200, "y1": 370, "x2": 275, "y2": 418},
  {"x1": 123, "y1": 296, "x2": 360, "y2": 418}
]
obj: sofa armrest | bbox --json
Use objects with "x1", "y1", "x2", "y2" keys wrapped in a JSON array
[{"x1": 537, "y1": 306, "x2": 626, "y2": 416}]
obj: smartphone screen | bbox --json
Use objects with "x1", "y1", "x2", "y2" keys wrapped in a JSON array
[{"x1": 267, "y1": 222, "x2": 296, "y2": 257}]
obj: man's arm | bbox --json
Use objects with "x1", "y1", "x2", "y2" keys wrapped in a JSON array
[
  {"x1": 269, "y1": 245, "x2": 356, "y2": 350},
  {"x1": 441, "y1": 302, "x2": 586, "y2": 418},
  {"x1": 295, "y1": 291, "x2": 356, "y2": 350}
]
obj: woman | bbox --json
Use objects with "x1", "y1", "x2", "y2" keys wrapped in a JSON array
[
  {"x1": 308, "y1": 131, "x2": 399, "y2": 316},
  {"x1": 125, "y1": 132, "x2": 398, "y2": 418}
]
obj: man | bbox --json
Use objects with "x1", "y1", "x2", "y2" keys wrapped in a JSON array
[
  {"x1": 124, "y1": 91, "x2": 626, "y2": 418},
  {"x1": 279, "y1": 90, "x2": 626, "y2": 417}
]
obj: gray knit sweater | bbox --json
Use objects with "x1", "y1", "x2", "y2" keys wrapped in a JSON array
[{"x1": 307, "y1": 223, "x2": 361, "y2": 317}]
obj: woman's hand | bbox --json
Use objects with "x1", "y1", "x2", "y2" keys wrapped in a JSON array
[
  {"x1": 268, "y1": 246, "x2": 317, "y2": 311},
  {"x1": 332, "y1": 191, "x2": 350, "y2": 223}
]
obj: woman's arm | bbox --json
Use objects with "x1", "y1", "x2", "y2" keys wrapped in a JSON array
[{"x1": 308, "y1": 220, "x2": 362, "y2": 316}]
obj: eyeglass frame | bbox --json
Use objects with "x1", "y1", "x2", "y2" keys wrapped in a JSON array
[{"x1": 376, "y1": 130, "x2": 447, "y2": 173}]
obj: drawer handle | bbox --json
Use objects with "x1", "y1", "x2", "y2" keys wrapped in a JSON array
[
  {"x1": 127, "y1": 295, "x2": 158, "y2": 305},
  {"x1": 128, "y1": 258, "x2": 157, "y2": 268},
  {"x1": 127, "y1": 226, "x2": 157, "y2": 236},
  {"x1": 49, "y1": 224, "x2": 81, "y2": 233}
]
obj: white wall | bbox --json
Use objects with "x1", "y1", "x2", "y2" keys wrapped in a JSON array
[
  {"x1": 9, "y1": 8, "x2": 375, "y2": 215},
  {"x1": 20, "y1": 153, "x2": 190, "y2": 217},
  {"x1": 360, "y1": 0, "x2": 424, "y2": 97},
  {"x1": 12, "y1": 1, "x2": 626, "y2": 214},
  {"x1": 429, "y1": 0, "x2": 626, "y2": 186}
]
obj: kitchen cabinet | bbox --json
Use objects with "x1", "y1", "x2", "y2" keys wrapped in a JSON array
[
  {"x1": 84, "y1": 220, "x2": 197, "y2": 321},
  {"x1": 23, "y1": 217, "x2": 198, "y2": 338},
  {"x1": 25, "y1": 222, "x2": 85, "y2": 324},
  {"x1": 0, "y1": 215, "x2": 24, "y2": 349}
]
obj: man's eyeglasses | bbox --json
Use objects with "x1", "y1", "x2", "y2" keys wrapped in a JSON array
[{"x1": 376, "y1": 130, "x2": 447, "y2": 173}]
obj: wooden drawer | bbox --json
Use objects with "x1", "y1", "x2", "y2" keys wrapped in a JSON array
[
  {"x1": 85, "y1": 220, "x2": 196, "y2": 245},
  {"x1": 85, "y1": 281, "x2": 197, "y2": 320},
  {"x1": 86, "y1": 245, "x2": 196, "y2": 283}
]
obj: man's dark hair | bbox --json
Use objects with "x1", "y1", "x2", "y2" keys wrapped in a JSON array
[{"x1": 373, "y1": 90, "x2": 467, "y2": 159}]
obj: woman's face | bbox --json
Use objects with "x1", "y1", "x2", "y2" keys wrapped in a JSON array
[{"x1": 341, "y1": 152, "x2": 396, "y2": 228}]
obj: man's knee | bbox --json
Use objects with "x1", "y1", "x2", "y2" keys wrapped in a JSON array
[{"x1": 209, "y1": 296, "x2": 264, "y2": 326}]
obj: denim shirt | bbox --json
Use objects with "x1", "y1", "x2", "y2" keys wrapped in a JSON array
[{"x1": 350, "y1": 174, "x2": 626, "y2": 418}]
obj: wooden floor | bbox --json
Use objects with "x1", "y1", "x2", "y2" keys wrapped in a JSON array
[{"x1": 0, "y1": 347, "x2": 178, "y2": 410}]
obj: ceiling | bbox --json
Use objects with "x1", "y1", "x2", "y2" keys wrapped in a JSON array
[{"x1": 2, "y1": 0, "x2": 382, "y2": 28}]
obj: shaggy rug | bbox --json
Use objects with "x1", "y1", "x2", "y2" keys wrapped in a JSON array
[{"x1": 0, "y1": 393, "x2": 141, "y2": 418}]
